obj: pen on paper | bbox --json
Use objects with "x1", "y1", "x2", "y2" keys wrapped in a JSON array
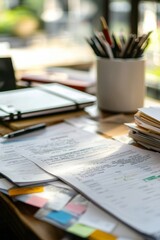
[{"x1": 3, "y1": 123, "x2": 46, "y2": 139}]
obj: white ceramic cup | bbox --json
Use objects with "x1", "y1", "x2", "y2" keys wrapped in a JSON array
[{"x1": 96, "y1": 58, "x2": 145, "y2": 113}]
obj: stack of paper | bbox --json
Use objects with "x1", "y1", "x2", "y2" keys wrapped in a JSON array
[
  {"x1": 0, "y1": 122, "x2": 145, "y2": 240},
  {"x1": 126, "y1": 106, "x2": 160, "y2": 152}
]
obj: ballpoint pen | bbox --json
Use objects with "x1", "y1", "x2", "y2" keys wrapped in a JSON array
[
  {"x1": 94, "y1": 32, "x2": 109, "y2": 58},
  {"x1": 3, "y1": 123, "x2": 46, "y2": 139},
  {"x1": 112, "y1": 33, "x2": 122, "y2": 57},
  {"x1": 86, "y1": 37, "x2": 102, "y2": 57},
  {"x1": 126, "y1": 38, "x2": 139, "y2": 58},
  {"x1": 131, "y1": 31, "x2": 152, "y2": 58},
  {"x1": 102, "y1": 38, "x2": 114, "y2": 59},
  {"x1": 135, "y1": 38, "x2": 150, "y2": 58},
  {"x1": 120, "y1": 34, "x2": 136, "y2": 58}
]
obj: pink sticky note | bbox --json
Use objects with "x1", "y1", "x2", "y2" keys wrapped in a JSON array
[
  {"x1": 65, "y1": 202, "x2": 87, "y2": 215},
  {"x1": 26, "y1": 196, "x2": 48, "y2": 208}
]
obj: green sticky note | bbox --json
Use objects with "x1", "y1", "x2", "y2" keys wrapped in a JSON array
[{"x1": 67, "y1": 223, "x2": 95, "y2": 238}]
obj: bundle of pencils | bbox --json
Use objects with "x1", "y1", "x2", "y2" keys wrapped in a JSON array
[{"x1": 86, "y1": 16, "x2": 151, "y2": 59}]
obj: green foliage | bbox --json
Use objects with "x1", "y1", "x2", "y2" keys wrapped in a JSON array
[{"x1": 0, "y1": 6, "x2": 39, "y2": 35}]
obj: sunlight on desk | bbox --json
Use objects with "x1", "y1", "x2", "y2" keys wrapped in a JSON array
[{"x1": 6, "y1": 37, "x2": 95, "y2": 72}]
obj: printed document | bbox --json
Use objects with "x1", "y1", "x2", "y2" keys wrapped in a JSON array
[
  {"x1": 9, "y1": 123, "x2": 160, "y2": 239},
  {"x1": 0, "y1": 125, "x2": 63, "y2": 185},
  {"x1": 0, "y1": 144, "x2": 55, "y2": 185}
]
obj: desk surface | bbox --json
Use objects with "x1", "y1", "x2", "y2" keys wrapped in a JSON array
[{"x1": 0, "y1": 98, "x2": 159, "y2": 240}]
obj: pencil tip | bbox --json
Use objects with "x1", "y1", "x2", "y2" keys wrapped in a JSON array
[{"x1": 100, "y1": 16, "x2": 108, "y2": 29}]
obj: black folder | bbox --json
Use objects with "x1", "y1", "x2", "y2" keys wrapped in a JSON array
[{"x1": 0, "y1": 57, "x2": 16, "y2": 91}]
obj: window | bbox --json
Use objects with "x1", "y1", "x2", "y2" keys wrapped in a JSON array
[
  {"x1": 0, "y1": 0, "x2": 160, "y2": 99},
  {"x1": 0, "y1": 0, "x2": 103, "y2": 42},
  {"x1": 108, "y1": 0, "x2": 131, "y2": 36},
  {"x1": 138, "y1": 1, "x2": 160, "y2": 99},
  {"x1": 105, "y1": 0, "x2": 160, "y2": 100}
]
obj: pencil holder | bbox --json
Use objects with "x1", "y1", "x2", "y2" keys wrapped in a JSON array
[{"x1": 96, "y1": 58, "x2": 145, "y2": 113}]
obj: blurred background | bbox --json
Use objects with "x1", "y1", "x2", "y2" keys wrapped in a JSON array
[{"x1": 0, "y1": 0, "x2": 160, "y2": 99}]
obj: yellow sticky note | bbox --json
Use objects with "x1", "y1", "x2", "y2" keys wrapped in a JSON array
[
  {"x1": 89, "y1": 230, "x2": 117, "y2": 240},
  {"x1": 8, "y1": 186, "x2": 44, "y2": 196},
  {"x1": 68, "y1": 223, "x2": 95, "y2": 238}
]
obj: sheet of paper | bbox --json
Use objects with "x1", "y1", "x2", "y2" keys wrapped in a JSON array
[
  {"x1": 113, "y1": 220, "x2": 145, "y2": 240},
  {"x1": 49, "y1": 180, "x2": 75, "y2": 190},
  {"x1": 125, "y1": 123, "x2": 160, "y2": 140},
  {"x1": 13, "y1": 123, "x2": 105, "y2": 172},
  {"x1": 45, "y1": 187, "x2": 75, "y2": 211},
  {"x1": 128, "y1": 129, "x2": 160, "y2": 150},
  {"x1": 78, "y1": 202, "x2": 117, "y2": 233},
  {"x1": 0, "y1": 123, "x2": 81, "y2": 185},
  {"x1": 134, "y1": 141, "x2": 160, "y2": 152},
  {"x1": 53, "y1": 147, "x2": 160, "y2": 238},
  {"x1": 0, "y1": 124, "x2": 70, "y2": 185},
  {"x1": 0, "y1": 144, "x2": 55, "y2": 185},
  {"x1": 138, "y1": 107, "x2": 160, "y2": 122},
  {"x1": 135, "y1": 117, "x2": 160, "y2": 134},
  {"x1": 0, "y1": 176, "x2": 15, "y2": 191},
  {"x1": 12, "y1": 122, "x2": 160, "y2": 238}
]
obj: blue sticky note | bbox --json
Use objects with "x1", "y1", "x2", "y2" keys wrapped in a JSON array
[{"x1": 46, "y1": 210, "x2": 74, "y2": 225}]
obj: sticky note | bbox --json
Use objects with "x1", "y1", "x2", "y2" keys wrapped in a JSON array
[
  {"x1": 68, "y1": 223, "x2": 95, "y2": 238},
  {"x1": 89, "y1": 230, "x2": 117, "y2": 240},
  {"x1": 26, "y1": 196, "x2": 48, "y2": 208},
  {"x1": 47, "y1": 210, "x2": 74, "y2": 225},
  {"x1": 65, "y1": 202, "x2": 87, "y2": 215},
  {"x1": 8, "y1": 186, "x2": 44, "y2": 196}
]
